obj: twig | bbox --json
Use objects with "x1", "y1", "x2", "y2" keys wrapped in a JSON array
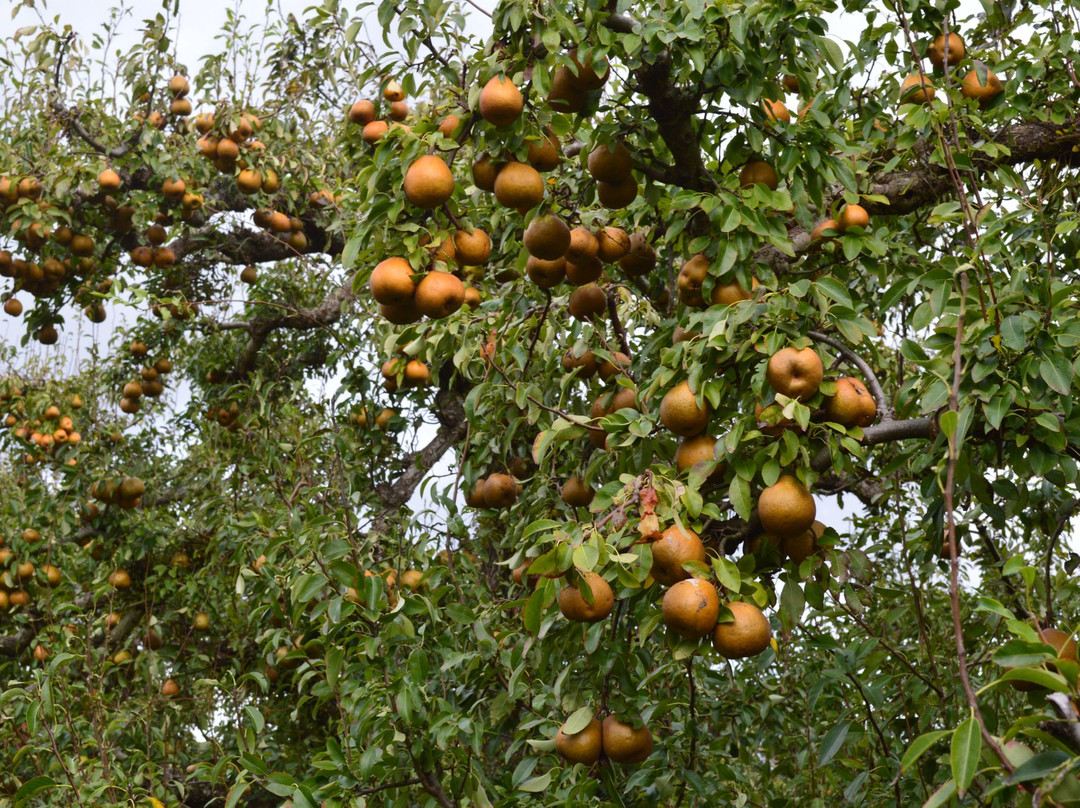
[
  {"x1": 943, "y1": 270, "x2": 1012, "y2": 772},
  {"x1": 522, "y1": 292, "x2": 552, "y2": 376},
  {"x1": 1044, "y1": 499, "x2": 1079, "y2": 623},
  {"x1": 606, "y1": 288, "x2": 633, "y2": 359},
  {"x1": 357, "y1": 778, "x2": 423, "y2": 796}
]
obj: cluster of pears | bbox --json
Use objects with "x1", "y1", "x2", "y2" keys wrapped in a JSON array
[
  {"x1": 0, "y1": 172, "x2": 109, "y2": 332},
  {"x1": 756, "y1": 346, "x2": 877, "y2": 434},
  {"x1": 648, "y1": 523, "x2": 775, "y2": 656},
  {"x1": 0, "y1": 526, "x2": 62, "y2": 611},
  {"x1": 900, "y1": 32, "x2": 1004, "y2": 108},
  {"x1": 380, "y1": 356, "x2": 431, "y2": 392},
  {"x1": 552, "y1": 525, "x2": 775, "y2": 770},
  {"x1": 117, "y1": 341, "x2": 173, "y2": 413},
  {"x1": 808, "y1": 201, "x2": 872, "y2": 244},
  {"x1": 192, "y1": 107, "x2": 272, "y2": 187},
  {"x1": 204, "y1": 399, "x2": 243, "y2": 430},
  {"x1": 346, "y1": 406, "x2": 397, "y2": 431},
  {"x1": 465, "y1": 471, "x2": 521, "y2": 510},
  {"x1": 1, "y1": 390, "x2": 84, "y2": 467},
  {"x1": 555, "y1": 712, "x2": 654, "y2": 767},
  {"x1": 524, "y1": 210, "x2": 652, "y2": 309},
  {"x1": 90, "y1": 475, "x2": 147, "y2": 510},
  {"x1": 129, "y1": 219, "x2": 182, "y2": 270},
  {"x1": 369, "y1": 253, "x2": 467, "y2": 324},
  {"x1": 349, "y1": 79, "x2": 414, "y2": 144},
  {"x1": 565, "y1": 348, "x2": 634, "y2": 451},
  {"x1": 677, "y1": 253, "x2": 756, "y2": 309},
  {"x1": 131, "y1": 72, "x2": 194, "y2": 129}
]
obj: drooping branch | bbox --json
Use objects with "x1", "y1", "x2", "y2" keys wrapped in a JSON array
[
  {"x1": 49, "y1": 101, "x2": 144, "y2": 159},
  {"x1": 808, "y1": 330, "x2": 893, "y2": 421}
]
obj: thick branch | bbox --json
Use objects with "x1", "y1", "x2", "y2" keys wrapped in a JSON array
[
  {"x1": 634, "y1": 51, "x2": 716, "y2": 192},
  {"x1": 811, "y1": 416, "x2": 938, "y2": 472},
  {"x1": 750, "y1": 118, "x2": 1080, "y2": 276},
  {"x1": 369, "y1": 391, "x2": 469, "y2": 535},
  {"x1": 1046, "y1": 693, "x2": 1080, "y2": 752},
  {"x1": 0, "y1": 625, "x2": 36, "y2": 656},
  {"x1": 864, "y1": 120, "x2": 1080, "y2": 216},
  {"x1": 228, "y1": 284, "x2": 354, "y2": 379}
]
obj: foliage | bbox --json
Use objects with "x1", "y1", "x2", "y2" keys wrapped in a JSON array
[{"x1": 1, "y1": 0, "x2": 1080, "y2": 806}]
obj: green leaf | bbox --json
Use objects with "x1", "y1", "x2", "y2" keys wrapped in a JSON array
[
  {"x1": 817, "y1": 721, "x2": 849, "y2": 766},
  {"x1": 1009, "y1": 749, "x2": 1070, "y2": 783},
  {"x1": 1040, "y1": 355, "x2": 1073, "y2": 395},
  {"x1": 325, "y1": 646, "x2": 343, "y2": 689},
  {"x1": 522, "y1": 586, "x2": 546, "y2": 635},
  {"x1": 901, "y1": 730, "x2": 951, "y2": 772},
  {"x1": 923, "y1": 779, "x2": 956, "y2": 808},
  {"x1": 938, "y1": 409, "x2": 957, "y2": 441},
  {"x1": 779, "y1": 579, "x2": 805, "y2": 631},
  {"x1": 713, "y1": 557, "x2": 741, "y2": 593},
  {"x1": 244, "y1": 705, "x2": 264, "y2": 733},
  {"x1": 518, "y1": 772, "x2": 552, "y2": 792},
  {"x1": 561, "y1": 706, "x2": 595, "y2": 736},
  {"x1": 14, "y1": 776, "x2": 56, "y2": 806},
  {"x1": 225, "y1": 779, "x2": 250, "y2": 808},
  {"x1": 995, "y1": 668, "x2": 1070, "y2": 692},
  {"x1": 950, "y1": 716, "x2": 981, "y2": 797},
  {"x1": 975, "y1": 596, "x2": 1014, "y2": 619},
  {"x1": 1001, "y1": 555, "x2": 1030, "y2": 577},
  {"x1": 728, "y1": 475, "x2": 752, "y2": 520},
  {"x1": 291, "y1": 572, "x2": 327, "y2": 603}
]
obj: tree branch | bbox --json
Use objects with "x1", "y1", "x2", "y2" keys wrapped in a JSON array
[
  {"x1": 49, "y1": 101, "x2": 143, "y2": 159},
  {"x1": 228, "y1": 284, "x2": 354, "y2": 379},
  {"x1": 369, "y1": 391, "x2": 469, "y2": 536},
  {"x1": 633, "y1": 51, "x2": 717, "y2": 192},
  {"x1": 808, "y1": 330, "x2": 893, "y2": 421},
  {"x1": 810, "y1": 416, "x2": 938, "y2": 472}
]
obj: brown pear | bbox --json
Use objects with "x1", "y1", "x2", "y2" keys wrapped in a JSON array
[
  {"x1": 659, "y1": 382, "x2": 709, "y2": 437},
  {"x1": 478, "y1": 76, "x2": 523, "y2": 126},
  {"x1": 414, "y1": 271, "x2": 465, "y2": 319},
  {"x1": 766, "y1": 347, "x2": 823, "y2": 400},
  {"x1": 524, "y1": 214, "x2": 571, "y2": 260}
]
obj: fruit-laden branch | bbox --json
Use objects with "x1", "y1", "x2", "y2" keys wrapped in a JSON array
[
  {"x1": 170, "y1": 222, "x2": 344, "y2": 266},
  {"x1": 67, "y1": 483, "x2": 210, "y2": 545},
  {"x1": 0, "y1": 598, "x2": 143, "y2": 657},
  {"x1": 808, "y1": 330, "x2": 893, "y2": 420}
]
